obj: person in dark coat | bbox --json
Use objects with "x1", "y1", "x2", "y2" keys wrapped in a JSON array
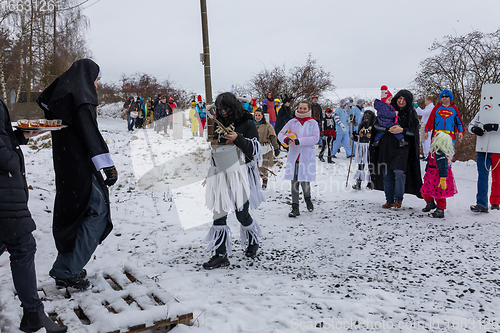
[
  {"x1": 275, "y1": 94, "x2": 294, "y2": 147},
  {"x1": 369, "y1": 89, "x2": 423, "y2": 208},
  {"x1": 37, "y1": 59, "x2": 118, "y2": 290},
  {"x1": 202, "y1": 92, "x2": 264, "y2": 269},
  {"x1": 0, "y1": 98, "x2": 67, "y2": 332}
]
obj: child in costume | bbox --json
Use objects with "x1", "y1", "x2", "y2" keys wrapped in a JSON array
[
  {"x1": 188, "y1": 101, "x2": 200, "y2": 136},
  {"x1": 318, "y1": 108, "x2": 336, "y2": 163},
  {"x1": 278, "y1": 101, "x2": 320, "y2": 217},
  {"x1": 195, "y1": 95, "x2": 207, "y2": 136},
  {"x1": 254, "y1": 108, "x2": 280, "y2": 189},
  {"x1": 352, "y1": 110, "x2": 376, "y2": 190},
  {"x1": 420, "y1": 132, "x2": 458, "y2": 218},
  {"x1": 202, "y1": 92, "x2": 265, "y2": 269},
  {"x1": 373, "y1": 85, "x2": 406, "y2": 147}
]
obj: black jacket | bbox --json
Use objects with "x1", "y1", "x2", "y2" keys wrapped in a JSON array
[
  {"x1": 275, "y1": 105, "x2": 293, "y2": 138},
  {"x1": 214, "y1": 112, "x2": 259, "y2": 164},
  {"x1": 0, "y1": 98, "x2": 36, "y2": 242},
  {"x1": 370, "y1": 90, "x2": 423, "y2": 197}
]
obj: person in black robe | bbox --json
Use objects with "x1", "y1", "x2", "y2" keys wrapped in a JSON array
[
  {"x1": 275, "y1": 94, "x2": 294, "y2": 148},
  {"x1": 1, "y1": 98, "x2": 67, "y2": 332},
  {"x1": 369, "y1": 89, "x2": 423, "y2": 208},
  {"x1": 37, "y1": 59, "x2": 118, "y2": 290}
]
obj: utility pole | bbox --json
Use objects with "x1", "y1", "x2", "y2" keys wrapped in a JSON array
[{"x1": 200, "y1": 0, "x2": 213, "y2": 139}]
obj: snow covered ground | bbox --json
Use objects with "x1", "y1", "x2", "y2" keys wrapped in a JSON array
[{"x1": 1, "y1": 109, "x2": 500, "y2": 333}]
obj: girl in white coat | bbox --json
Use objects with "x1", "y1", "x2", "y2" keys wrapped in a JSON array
[{"x1": 278, "y1": 101, "x2": 320, "y2": 217}]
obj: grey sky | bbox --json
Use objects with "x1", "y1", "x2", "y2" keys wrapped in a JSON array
[{"x1": 83, "y1": 0, "x2": 500, "y2": 95}]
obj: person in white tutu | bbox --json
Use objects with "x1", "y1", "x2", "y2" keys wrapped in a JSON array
[{"x1": 202, "y1": 92, "x2": 265, "y2": 269}]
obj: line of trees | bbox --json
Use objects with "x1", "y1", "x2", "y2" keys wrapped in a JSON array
[
  {"x1": 97, "y1": 73, "x2": 192, "y2": 109},
  {"x1": 0, "y1": 0, "x2": 88, "y2": 102}
]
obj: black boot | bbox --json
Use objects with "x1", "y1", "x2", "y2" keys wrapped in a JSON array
[
  {"x1": 429, "y1": 208, "x2": 444, "y2": 218},
  {"x1": 422, "y1": 200, "x2": 437, "y2": 212},
  {"x1": 352, "y1": 179, "x2": 361, "y2": 191},
  {"x1": 366, "y1": 182, "x2": 374, "y2": 190},
  {"x1": 470, "y1": 204, "x2": 489, "y2": 213},
  {"x1": 289, "y1": 203, "x2": 300, "y2": 217},
  {"x1": 327, "y1": 156, "x2": 334, "y2": 164},
  {"x1": 318, "y1": 155, "x2": 325, "y2": 162},
  {"x1": 203, "y1": 254, "x2": 230, "y2": 270},
  {"x1": 20, "y1": 309, "x2": 67, "y2": 333},
  {"x1": 245, "y1": 233, "x2": 259, "y2": 258},
  {"x1": 492, "y1": 204, "x2": 500, "y2": 210},
  {"x1": 49, "y1": 269, "x2": 90, "y2": 290},
  {"x1": 305, "y1": 197, "x2": 314, "y2": 212}
]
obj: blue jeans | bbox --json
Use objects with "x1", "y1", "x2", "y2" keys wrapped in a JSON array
[
  {"x1": 127, "y1": 113, "x2": 136, "y2": 130},
  {"x1": 2, "y1": 232, "x2": 43, "y2": 312},
  {"x1": 383, "y1": 169, "x2": 406, "y2": 204},
  {"x1": 51, "y1": 175, "x2": 109, "y2": 278}
]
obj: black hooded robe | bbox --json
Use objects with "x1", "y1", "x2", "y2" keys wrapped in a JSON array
[
  {"x1": 37, "y1": 59, "x2": 113, "y2": 253},
  {"x1": 369, "y1": 90, "x2": 423, "y2": 198}
]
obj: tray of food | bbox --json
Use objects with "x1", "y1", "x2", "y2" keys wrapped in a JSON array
[{"x1": 15, "y1": 119, "x2": 67, "y2": 131}]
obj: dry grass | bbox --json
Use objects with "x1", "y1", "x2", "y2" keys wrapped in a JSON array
[{"x1": 454, "y1": 130, "x2": 477, "y2": 162}]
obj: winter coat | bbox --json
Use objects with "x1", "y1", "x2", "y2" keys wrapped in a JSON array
[
  {"x1": 213, "y1": 112, "x2": 258, "y2": 164},
  {"x1": 370, "y1": 90, "x2": 423, "y2": 198},
  {"x1": 311, "y1": 103, "x2": 323, "y2": 125},
  {"x1": 275, "y1": 105, "x2": 293, "y2": 137},
  {"x1": 334, "y1": 106, "x2": 349, "y2": 135},
  {"x1": 278, "y1": 118, "x2": 320, "y2": 182},
  {"x1": 374, "y1": 99, "x2": 398, "y2": 129},
  {"x1": 154, "y1": 101, "x2": 169, "y2": 120},
  {"x1": 255, "y1": 121, "x2": 279, "y2": 151},
  {"x1": 36, "y1": 59, "x2": 114, "y2": 253},
  {"x1": 196, "y1": 102, "x2": 206, "y2": 118},
  {"x1": 127, "y1": 101, "x2": 138, "y2": 115},
  {"x1": 262, "y1": 99, "x2": 276, "y2": 122},
  {"x1": 0, "y1": 98, "x2": 36, "y2": 242}
]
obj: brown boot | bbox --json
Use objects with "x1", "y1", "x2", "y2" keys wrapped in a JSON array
[
  {"x1": 262, "y1": 179, "x2": 268, "y2": 189},
  {"x1": 393, "y1": 201, "x2": 402, "y2": 208},
  {"x1": 382, "y1": 202, "x2": 393, "y2": 209}
]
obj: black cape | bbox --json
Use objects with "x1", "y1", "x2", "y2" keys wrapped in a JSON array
[
  {"x1": 37, "y1": 59, "x2": 113, "y2": 253},
  {"x1": 275, "y1": 105, "x2": 293, "y2": 137},
  {"x1": 369, "y1": 90, "x2": 423, "y2": 198}
]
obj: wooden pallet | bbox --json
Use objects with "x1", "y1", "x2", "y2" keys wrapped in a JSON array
[{"x1": 37, "y1": 266, "x2": 193, "y2": 333}]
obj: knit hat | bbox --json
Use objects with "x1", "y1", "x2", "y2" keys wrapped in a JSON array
[
  {"x1": 380, "y1": 85, "x2": 393, "y2": 103},
  {"x1": 439, "y1": 89, "x2": 454, "y2": 101},
  {"x1": 197, "y1": 95, "x2": 202, "y2": 102}
]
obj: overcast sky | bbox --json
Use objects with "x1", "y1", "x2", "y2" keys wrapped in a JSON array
[{"x1": 82, "y1": 0, "x2": 500, "y2": 96}]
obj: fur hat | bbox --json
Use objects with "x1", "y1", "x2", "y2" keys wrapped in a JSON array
[
  {"x1": 439, "y1": 89, "x2": 454, "y2": 101},
  {"x1": 381, "y1": 85, "x2": 393, "y2": 103}
]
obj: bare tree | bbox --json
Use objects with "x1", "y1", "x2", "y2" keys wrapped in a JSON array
[
  {"x1": 414, "y1": 29, "x2": 500, "y2": 124},
  {"x1": 248, "y1": 54, "x2": 335, "y2": 106}
]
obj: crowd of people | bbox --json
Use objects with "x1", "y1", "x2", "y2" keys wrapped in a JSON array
[{"x1": 2, "y1": 58, "x2": 500, "y2": 331}]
